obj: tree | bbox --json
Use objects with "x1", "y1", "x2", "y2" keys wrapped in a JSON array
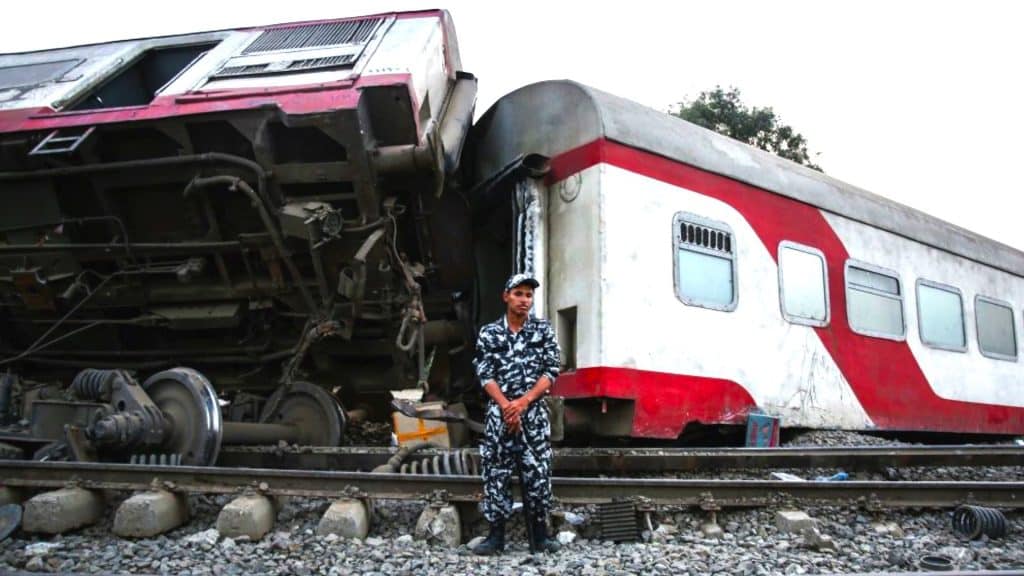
[{"x1": 670, "y1": 86, "x2": 822, "y2": 172}]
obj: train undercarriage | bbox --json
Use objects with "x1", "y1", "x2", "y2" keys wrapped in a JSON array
[{"x1": 0, "y1": 64, "x2": 494, "y2": 463}]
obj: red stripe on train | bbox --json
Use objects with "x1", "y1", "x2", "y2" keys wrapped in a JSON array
[
  {"x1": 0, "y1": 73, "x2": 413, "y2": 133},
  {"x1": 556, "y1": 368, "x2": 756, "y2": 438},
  {"x1": 548, "y1": 138, "x2": 1024, "y2": 435}
]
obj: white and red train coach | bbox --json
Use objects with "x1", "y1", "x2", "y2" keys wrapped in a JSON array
[{"x1": 470, "y1": 80, "x2": 1024, "y2": 439}]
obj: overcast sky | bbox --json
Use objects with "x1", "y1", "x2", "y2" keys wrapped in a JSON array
[{"x1": 2, "y1": 1, "x2": 1021, "y2": 251}]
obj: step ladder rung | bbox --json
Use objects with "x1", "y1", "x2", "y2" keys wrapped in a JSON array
[{"x1": 29, "y1": 126, "x2": 95, "y2": 156}]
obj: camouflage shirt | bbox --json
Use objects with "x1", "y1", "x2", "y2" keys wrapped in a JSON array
[{"x1": 473, "y1": 314, "x2": 560, "y2": 399}]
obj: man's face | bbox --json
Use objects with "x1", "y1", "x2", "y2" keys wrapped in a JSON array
[{"x1": 503, "y1": 284, "x2": 534, "y2": 317}]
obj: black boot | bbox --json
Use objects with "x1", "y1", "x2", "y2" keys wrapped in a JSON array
[
  {"x1": 472, "y1": 520, "x2": 505, "y2": 556},
  {"x1": 530, "y1": 514, "x2": 561, "y2": 553}
]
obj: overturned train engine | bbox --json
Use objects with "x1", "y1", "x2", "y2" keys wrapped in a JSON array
[{"x1": 0, "y1": 11, "x2": 479, "y2": 462}]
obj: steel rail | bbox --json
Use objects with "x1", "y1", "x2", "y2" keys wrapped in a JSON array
[
  {"x1": 214, "y1": 444, "x2": 1024, "y2": 474},
  {"x1": 1, "y1": 461, "x2": 1022, "y2": 508}
]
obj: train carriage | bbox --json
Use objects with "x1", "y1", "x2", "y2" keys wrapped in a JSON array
[
  {"x1": 469, "y1": 80, "x2": 1024, "y2": 439},
  {"x1": 0, "y1": 10, "x2": 482, "y2": 461}
]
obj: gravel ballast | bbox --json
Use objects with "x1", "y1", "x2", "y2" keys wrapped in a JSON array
[{"x1": 1, "y1": 494, "x2": 1021, "y2": 574}]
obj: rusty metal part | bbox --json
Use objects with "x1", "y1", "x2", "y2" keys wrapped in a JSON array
[
  {"x1": 11, "y1": 268, "x2": 56, "y2": 311},
  {"x1": 1, "y1": 460, "x2": 1023, "y2": 508},
  {"x1": 259, "y1": 321, "x2": 340, "y2": 422},
  {"x1": 0, "y1": 215, "x2": 138, "y2": 264},
  {"x1": 280, "y1": 321, "x2": 339, "y2": 385},
  {"x1": 215, "y1": 444, "x2": 1024, "y2": 474},
  {"x1": 65, "y1": 426, "x2": 97, "y2": 462},
  {"x1": 334, "y1": 227, "x2": 386, "y2": 340},
  {"x1": 184, "y1": 175, "x2": 317, "y2": 314},
  {"x1": 0, "y1": 274, "x2": 114, "y2": 367}
]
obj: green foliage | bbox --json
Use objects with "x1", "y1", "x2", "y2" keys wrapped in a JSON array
[{"x1": 671, "y1": 86, "x2": 822, "y2": 172}]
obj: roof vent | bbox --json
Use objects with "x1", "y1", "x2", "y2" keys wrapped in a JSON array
[
  {"x1": 210, "y1": 17, "x2": 387, "y2": 81},
  {"x1": 242, "y1": 18, "x2": 384, "y2": 54}
]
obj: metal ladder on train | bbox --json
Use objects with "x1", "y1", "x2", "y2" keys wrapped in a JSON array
[{"x1": 29, "y1": 126, "x2": 95, "y2": 156}]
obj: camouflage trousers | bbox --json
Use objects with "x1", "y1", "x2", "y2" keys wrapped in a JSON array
[{"x1": 479, "y1": 400, "x2": 553, "y2": 523}]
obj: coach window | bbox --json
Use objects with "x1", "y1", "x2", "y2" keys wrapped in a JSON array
[
  {"x1": 673, "y1": 213, "x2": 737, "y2": 311},
  {"x1": 845, "y1": 261, "x2": 905, "y2": 340},
  {"x1": 916, "y1": 280, "x2": 966, "y2": 352},
  {"x1": 975, "y1": 296, "x2": 1018, "y2": 361},
  {"x1": 778, "y1": 242, "x2": 829, "y2": 326}
]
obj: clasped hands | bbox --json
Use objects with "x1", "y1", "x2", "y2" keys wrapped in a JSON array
[{"x1": 500, "y1": 397, "x2": 530, "y2": 434}]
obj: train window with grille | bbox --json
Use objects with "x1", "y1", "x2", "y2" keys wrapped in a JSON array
[
  {"x1": 915, "y1": 280, "x2": 966, "y2": 352},
  {"x1": 975, "y1": 296, "x2": 1018, "y2": 361},
  {"x1": 845, "y1": 261, "x2": 905, "y2": 340},
  {"x1": 672, "y1": 213, "x2": 736, "y2": 311},
  {"x1": 778, "y1": 242, "x2": 829, "y2": 326}
]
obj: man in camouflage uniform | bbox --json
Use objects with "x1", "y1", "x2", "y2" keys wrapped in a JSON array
[{"x1": 471, "y1": 273, "x2": 561, "y2": 555}]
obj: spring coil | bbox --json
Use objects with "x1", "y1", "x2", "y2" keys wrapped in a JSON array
[
  {"x1": 398, "y1": 448, "x2": 479, "y2": 476},
  {"x1": 952, "y1": 505, "x2": 1006, "y2": 540},
  {"x1": 129, "y1": 453, "x2": 183, "y2": 466},
  {"x1": 70, "y1": 368, "x2": 120, "y2": 401}
]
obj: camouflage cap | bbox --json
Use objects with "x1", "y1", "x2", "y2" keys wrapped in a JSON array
[{"x1": 504, "y1": 273, "x2": 539, "y2": 292}]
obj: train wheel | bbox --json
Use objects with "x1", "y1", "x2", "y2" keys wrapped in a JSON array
[
  {"x1": 143, "y1": 368, "x2": 223, "y2": 466},
  {"x1": 259, "y1": 382, "x2": 346, "y2": 446}
]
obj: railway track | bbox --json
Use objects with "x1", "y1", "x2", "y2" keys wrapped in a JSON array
[
  {"x1": 1, "y1": 460, "x2": 1022, "y2": 509},
  {"x1": 1, "y1": 459, "x2": 1021, "y2": 575},
  {"x1": 215, "y1": 444, "x2": 1024, "y2": 474}
]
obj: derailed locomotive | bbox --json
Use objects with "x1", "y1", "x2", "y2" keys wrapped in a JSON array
[
  {"x1": 0, "y1": 11, "x2": 480, "y2": 463},
  {"x1": 0, "y1": 9, "x2": 1022, "y2": 465}
]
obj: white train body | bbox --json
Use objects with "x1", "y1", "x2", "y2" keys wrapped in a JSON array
[{"x1": 472, "y1": 81, "x2": 1024, "y2": 438}]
